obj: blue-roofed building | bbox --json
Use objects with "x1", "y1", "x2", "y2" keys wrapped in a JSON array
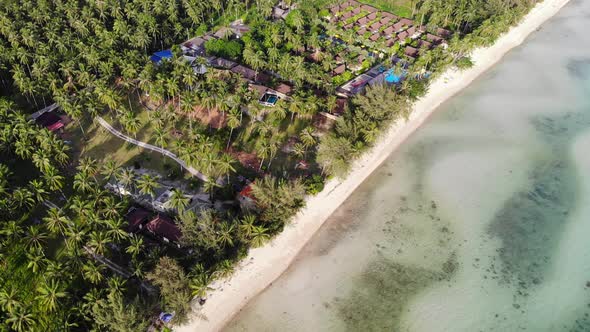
[{"x1": 150, "y1": 49, "x2": 173, "y2": 64}]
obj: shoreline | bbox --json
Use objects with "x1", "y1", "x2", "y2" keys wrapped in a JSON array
[{"x1": 175, "y1": 0, "x2": 571, "y2": 330}]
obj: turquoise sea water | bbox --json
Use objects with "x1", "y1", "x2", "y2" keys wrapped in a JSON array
[{"x1": 226, "y1": 1, "x2": 590, "y2": 331}]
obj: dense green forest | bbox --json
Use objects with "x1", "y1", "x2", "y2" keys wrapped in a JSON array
[{"x1": 1, "y1": 0, "x2": 542, "y2": 330}]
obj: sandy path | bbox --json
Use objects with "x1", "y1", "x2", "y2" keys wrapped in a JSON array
[{"x1": 174, "y1": 0, "x2": 571, "y2": 330}]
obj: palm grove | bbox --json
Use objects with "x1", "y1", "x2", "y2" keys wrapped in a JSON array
[{"x1": 0, "y1": 0, "x2": 545, "y2": 330}]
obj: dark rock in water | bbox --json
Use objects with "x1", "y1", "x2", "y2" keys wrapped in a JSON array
[
  {"x1": 586, "y1": 281, "x2": 590, "y2": 288},
  {"x1": 513, "y1": 303, "x2": 521, "y2": 309}
]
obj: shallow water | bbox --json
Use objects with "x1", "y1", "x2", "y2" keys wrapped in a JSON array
[{"x1": 226, "y1": 1, "x2": 590, "y2": 331}]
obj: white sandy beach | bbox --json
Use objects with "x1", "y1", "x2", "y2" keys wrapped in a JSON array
[{"x1": 174, "y1": 0, "x2": 572, "y2": 330}]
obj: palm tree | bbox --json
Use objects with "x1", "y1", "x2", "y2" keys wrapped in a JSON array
[
  {"x1": 168, "y1": 189, "x2": 190, "y2": 212},
  {"x1": 28, "y1": 179, "x2": 48, "y2": 204},
  {"x1": 216, "y1": 223, "x2": 234, "y2": 247},
  {"x1": 35, "y1": 279, "x2": 67, "y2": 312},
  {"x1": 116, "y1": 168, "x2": 135, "y2": 194},
  {"x1": 190, "y1": 273, "x2": 213, "y2": 299},
  {"x1": 101, "y1": 159, "x2": 120, "y2": 182},
  {"x1": 107, "y1": 276, "x2": 127, "y2": 296},
  {"x1": 126, "y1": 234, "x2": 144, "y2": 259},
  {"x1": 136, "y1": 173, "x2": 159, "y2": 199},
  {"x1": 43, "y1": 208, "x2": 70, "y2": 236},
  {"x1": 226, "y1": 108, "x2": 241, "y2": 149},
  {"x1": 88, "y1": 231, "x2": 110, "y2": 256},
  {"x1": 82, "y1": 262, "x2": 105, "y2": 284},
  {"x1": 73, "y1": 171, "x2": 95, "y2": 193},
  {"x1": 104, "y1": 219, "x2": 128, "y2": 243},
  {"x1": 6, "y1": 306, "x2": 36, "y2": 332},
  {"x1": 12, "y1": 188, "x2": 35, "y2": 210},
  {"x1": 292, "y1": 142, "x2": 306, "y2": 160},
  {"x1": 154, "y1": 128, "x2": 168, "y2": 149},
  {"x1": 26, "y1": 250, "x2": 46, "y2": 273},
  {"x1": 122, "y1": 111, "x2": 141, "y2": 138},
  {"x1": 24, "y1": 225, "x2": 48, "y2": 252},
  {"x1": 299, "y1": 127, "x2": 316, "y2": 149},
  {"x1": 217, "y1": 153, "x2": 236, "y2": 184},
  {"x1": 0, "y1": 288, "x2": 21, "y2": 313},
  {"x1": 250, "y1": 225, "x2": 270, "y2": 247},
  {"x1": 43, "y1": 166, "x2": 65, "y2": 198},
  {"x1": 100, "y1": 196, "x2": 123, "y2": 219}
]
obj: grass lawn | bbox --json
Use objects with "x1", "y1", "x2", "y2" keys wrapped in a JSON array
[
  {"x1": 64, "y1": 115, "x2": 186, "y2": 180},
  {"x1": 355, "y1": 0, "x2": 414, "y2": 18}
]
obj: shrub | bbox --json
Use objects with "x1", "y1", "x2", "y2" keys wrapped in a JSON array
[
  {"x1": 455, "y1": 56, "x2": 474, "y2": 70},
  {"x1": 304, "y1": 174, "x2": 325, "y2": 195},
  {"x1": 204, "y1": 39, "x2": 243, "y2": 59}
]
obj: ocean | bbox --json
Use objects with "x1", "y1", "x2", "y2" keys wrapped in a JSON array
[{"x1": 226, "y1": 1, "x2": 590, "y2": 331}]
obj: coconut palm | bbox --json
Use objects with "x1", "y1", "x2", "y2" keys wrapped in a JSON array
[
  {"x1": 217, "y1": 153, "x2": 236, "y2": 184},
  {"x1": 82, "y1": 262, "x2": 105, "y2": 284},
  {"x1": 299, "y1": 127, "x2": 316, "y2": 148},
  {"x1": 100, "y1": 196, "x2": 124, "y2": 219},
  {"x1": 216, "y1": 222, "x2": 235, "y2": 247},
  {"x1": 24, "y1": 225, "x2": 48, "y2": 252},
  {"x1": 43, "y1": 208, "x2": 70, "y2": 236},
  {"x1": 213, "y1": 259, "x2": 234, "y2": 279},
  {"x1": 115, "y1": 168, "x2": 135, "y2": 194},
  {"x1": 73, "y1": 171, "x2": 95, "y2": 193},
  {"x1": 250, "y1": 225, "x2": 271, "y2": 247},
  {"x1": 100, "y1": 159, "x2": 120, "y2": 182},
  {"x1": 88, "y1": 231, "x2": 110, "y2": 255},
  {"x1": 168, "y1": 189, "x2": 190, "y2": 212},
  {"x1": 126, "y1": 234, "x2": 144, "y2": 259},
  {"x1": 12, "y1": 187, "x2": 35, "y2": 210},
  {"x1": 226, "y1": 108, "x2": 241, "y2": 149},
  {"x1": 5, "y1": 305, "x2": 36, "y2": 332},
  {"x1": 43, "y1": 166, "x2": 65, "y2": 197},
  {"x1": 189, "y1": 273, "x2": 213, "y2": 299},
  {"x1": 35, "y1": 279, "x2": 67, "y2": 312},
  {"x1": 28, "y1": 179, "x2": 48, "y2": 204},
  {"x1": 0, "y1": 288, "x2": 21, "y2": 313},
  {"x1": 104, "y1": 218, "x2": 128, "y2": 242},
  {"x1": 136, "y1": 173, "x2": 160, "y2": 198}
]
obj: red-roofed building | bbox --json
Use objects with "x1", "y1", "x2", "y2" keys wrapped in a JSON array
[
  {"x1": 404, "y1": 46, "x2": 419, "y2": 58},
  {"x1": 399, "y1": 18, "x2": 414, "y2": 26},
  {"x1": 333, "y1": 63, "x2": 347, "y2": 76},
  {"x1": 392, "y1": 22, "x2": 404, "y2": 31},
  {"x1": 357, "y1": 16, "x2": 369, "y2": 26},
  {"x1": 426, "y1": 33, "x2": 444, "y2": 44},
  {"x1": 36, "y1": 112, "x2": 65, "y2": 132},
  {"x1": 125, "y1": 207, "x2": 151, "y2": 232},
  {"x1": 146, "y1": 214, "x2": 181, "y2": 243},
  {"x1": 275, "y1": 83, "x2": 293, "y2": 96},
  {"x1": 369, "y1": 22, "x2": 382, "y2": 31},
  {"x1": 369, "y1": 33, "x2": 381, "y2": 41},
  {"x1": 238, "y1": 183, "x2": 257, "y2": 210},
  {"x1": 436, "y1": 28, "x2": 452, "y2": 38},
  {"x1": 380, "y1": 17, "x2": 392, "y2": 25},
  {"x1": 383, "y1": 26, "x2": 395, "y2": 37},
  {"x1": 397, "y1": 31, "x2": 409, "y2": 42}
]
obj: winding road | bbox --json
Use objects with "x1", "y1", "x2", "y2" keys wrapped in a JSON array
[{"x1": 95, "y1": 116, "x2": 209, "y2": 182}]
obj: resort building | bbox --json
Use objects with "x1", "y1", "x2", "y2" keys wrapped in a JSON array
[
  {"x1": 125, "y1": 207, "x2": 151, "y2": 233},
  {"x1": 146, "y1": 214, "x2": 182, "y2": 246}
]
